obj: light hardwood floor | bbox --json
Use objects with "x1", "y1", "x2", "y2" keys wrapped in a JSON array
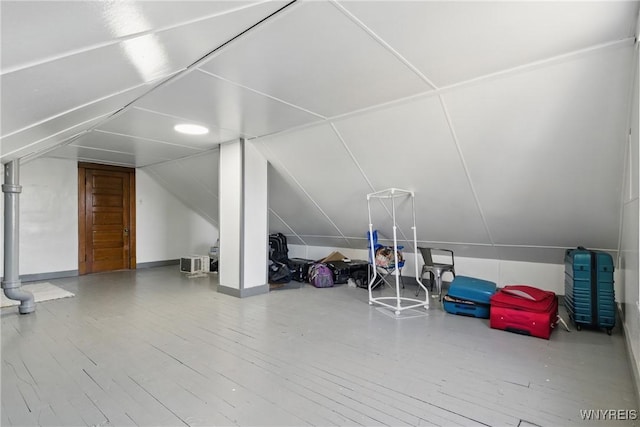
[{"x1": 1, "y1": 266, "x2": 638, "y2": 427}]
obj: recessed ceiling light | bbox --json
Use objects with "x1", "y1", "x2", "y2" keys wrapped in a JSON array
[{"x1": 174, "y1": 123, "x2": 209, "y2": 135}]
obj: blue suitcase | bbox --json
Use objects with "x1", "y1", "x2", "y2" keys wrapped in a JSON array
[
  {"x1": 564, "y1": 247, "x2": 616, "y2": 334},
  {"x1": 443, "y1": 276, "x2": 497, "y2": 318}
]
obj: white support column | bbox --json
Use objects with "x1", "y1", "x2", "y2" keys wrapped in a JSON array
[{"x1": 218, "y1": 139, "x2": 269, "y2": 297}]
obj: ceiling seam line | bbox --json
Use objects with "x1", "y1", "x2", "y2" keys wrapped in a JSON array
[
  {"x1": 91, "y1": 129, "x2": 208, "y2": 151},
  {"x1": 4, "y1": 71, "x2": 184, "y2": 163},
  {"x1": 497, "y1": 245, "x2": 619, "y2": 253},
  {"x1": 176, "y1": 0, "x2": 300, "y2": 75},
  {"x1": 343, "y1": 237, "x2": 566, "y2": 248},
  {"x1": 438, "y1": 38, "x2": 634, "y2": 94},
  {"x1": 342, "y1": 237, "x2": 485, "y2": 247},
  {"x1": 328, "y1": 0, "x2": 438, "y2": 90},
  {"x1": 438, "y1": 95, "x2": 495, "y2": 246},
  {"x1": 260, "y1": 142, "x2": 352, "y2": 248},
  {"x1": 140, "y1": 147, "x2": 221, "y2": 169},
  {"x1": 329, "y1": 124, "x2": 376, "y2": 192},
  {"x1": 328, "y1": 124, "x2": 413, "y2": 244},
  {"x1": 130, "y1": 106, "x2": 254, "y2": 139},
  {"x1": 248, "y1": 92, "x2": 432, "y2": 143},
  {"x1": 14, "y1": 1, "x2": 299, "y2": 165},
  {"x1": 196, "y1": 69, "x2": 327, "y2": 120},
  {"x1": 250, "y1": 38, "x2": 634, "y2": 146},
  {"x1": 329, "y1": 123, "x2": 412, "y2": 244},
  {"x1": 0, "y1": 0, "x2": 282, "y2": 76},
  {"x1": 0, "y1": 81, "x2": 157, "y2": 140},
  {"x1": 493, "y1": 243, "x2": 591, "y2": 250},
  {"x1": 45, "y1": 155, "x2": 131, "y2": 169},
  {"x1": 1, "y1": 114, "x2": 110, "y2": 160},
  {"x1": 2, "y1": 39, "x2": 130, "y2": 76},
  {"x1": 20, "y1": 133, "x2": 88, "y2": 165},
  {"x1": 292, "y1": 236, "x2": 578, "y2": 251},
  {"x1": 414, "y1": 241, "x2": 493, "y2": 248},
  {"x1": 145, "y1": 168, "x2": 218, "y2": 226},
  {"x1": 268, "y1": 208, "x2": 308, "y2": 246},
  {"x1": 40, "y1": 143, "x2": 171, "y2": 160},
  {"x1": 252, "y1": 144, "x2": 309, "y2": 244},
  {"x1": 174, "y1": 161, "x2": 219, "y2": 201}
]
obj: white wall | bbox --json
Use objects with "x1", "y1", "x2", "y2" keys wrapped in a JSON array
[
  {"x1": 289, "y1": 244, "x2": 565, "y2": 293},
  {"x1": 0, "y1": 158, "x2": 217, "y2": 277},
  {"x1": 136, "y1": 169, "x2": 218, "y2": 263},
  {"x1": 19, "y1": 158, "x2": 78, "y2": 275},
  {"x1": 620, "y1": 33, "x2": 640, "y2": 390}
]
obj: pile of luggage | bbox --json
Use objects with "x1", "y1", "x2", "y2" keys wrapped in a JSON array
[
  {"x1": 442, "y1": 246, "x2": 615, "y2": 339},
  {"x1": 443, "y1": 276, "x2": 559, "y2": 339},
  {"x1": 268, "y1": 233, "x2": 369, "y2": 289}
]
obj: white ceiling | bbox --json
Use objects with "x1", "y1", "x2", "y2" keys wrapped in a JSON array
[{"x1": 1, "y1": 0, "x2": 638, "y2": 263}]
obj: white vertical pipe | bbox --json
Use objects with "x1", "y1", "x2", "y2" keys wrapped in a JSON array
[{"x1": 2, "y1": 161, "x2": 35, "y2": 314}]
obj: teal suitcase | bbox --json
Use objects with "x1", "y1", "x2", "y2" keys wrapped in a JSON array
[
  {"x1": 564, "y1": 247, "x2": 616, "y2": 334},
  {"x1": 443, "y1": 276, "x2": 497, "y2": 318}
]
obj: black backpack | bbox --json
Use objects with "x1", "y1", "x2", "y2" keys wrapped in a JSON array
[{"x1": 269, "y1": 233, "x2": 289, "y2": 264}]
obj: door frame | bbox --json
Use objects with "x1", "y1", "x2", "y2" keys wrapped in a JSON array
[{"x1": 78, "y1": 162, "x2": 136, "y2": 275}]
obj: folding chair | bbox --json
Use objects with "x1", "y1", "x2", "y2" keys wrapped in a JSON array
[{"x1": 367, "y1": 230, "x2": 405, "y2": 290}]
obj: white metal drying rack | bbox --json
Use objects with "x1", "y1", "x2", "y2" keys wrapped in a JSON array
[{"x1": 367, "y1": 188, "x2": 430, "y2": 314}]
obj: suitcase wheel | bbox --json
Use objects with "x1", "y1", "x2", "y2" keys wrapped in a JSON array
[
  {"x1": 607, "y1": 328, "x2": 612, "y2": 336},
  {"x1": 576, "y1": 324, "x2": 582, "y2": 331}
]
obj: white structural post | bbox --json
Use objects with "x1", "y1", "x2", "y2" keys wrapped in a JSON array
[
  {"x1": 218, "y1": 139, "x2": 269, "y2": 298},
  {"x1": 367, "y1": 188, "x2": 429, "y2": 315}
]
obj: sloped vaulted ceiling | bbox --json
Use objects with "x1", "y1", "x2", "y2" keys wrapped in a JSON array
[{"x1": 1, "y1": 1, "x2": 638, "y2": 264}]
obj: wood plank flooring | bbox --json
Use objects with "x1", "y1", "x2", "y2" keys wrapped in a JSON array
[{"x1": 1, "y1": 266, "x2": 638, "y2": 426}]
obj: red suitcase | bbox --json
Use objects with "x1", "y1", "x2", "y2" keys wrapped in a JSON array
[{"x1": 490, "y1": 285, "x2": 558, "y2": 339}]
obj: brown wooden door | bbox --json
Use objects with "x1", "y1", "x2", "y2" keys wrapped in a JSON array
[{"x1": 79, "y1": 163, "x2": 136, "y2": 274}]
